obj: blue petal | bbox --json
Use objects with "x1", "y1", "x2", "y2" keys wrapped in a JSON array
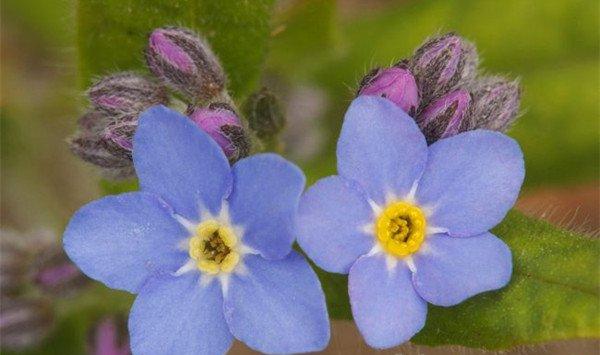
[
  {"x1": 129, "y1": 273, "x2": 233, "y2": 354},
  {"x1": 223, "y1": 252, "x2": 330, "y2": 354},
  {"x1": 415, "y1": 130, "x2": 524, "y2": 237},
  {"x1": 63, "y1": 192, "x2": 188, "y2": 293},
  {"x1": 228, "y1": 154, "x2": 305, "y2": 259},
  {"x1": 337, "y1": 96, "x2": 428, "y2": 205},
  {"x1": 133, "y1": 105, "x2": 232, "y2": 220},
  {"x1": 413, "y1": 232, "x2": 512, "y2": 306},
  {"x1": 349, "y1": 254, "x2": 427, "y2": 349},
  {"x1": 297, "y1": 176, "x2": 375, "y2": 273}
]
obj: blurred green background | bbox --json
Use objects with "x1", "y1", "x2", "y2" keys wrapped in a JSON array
[{"x1": 1, "y1": 0, "x2": 598, "y2": 354}]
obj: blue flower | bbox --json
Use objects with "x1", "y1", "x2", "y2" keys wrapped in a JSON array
[
  {"x1": 296, "y1": 96, "x2": 524, "y2": 349},
  {"x1": 63, "y1": 106, "x2": 330, "y2": 354}
]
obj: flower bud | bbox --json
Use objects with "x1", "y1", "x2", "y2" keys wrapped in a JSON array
[
  {"x1": 103, "y1": 120, "x2": 136, "y2": 153},
  {"x1": 87, "y1": 316, "x2": 130, "y2": 355},
  {"x1": 0, "y1": 298, "x2": 54, "y2": 350},
  {"x1": 417, "y1": 89, "x2": 471, "y2": 144},
  {"x1": 188, "y1": 104, "x2": 250, "y2": 163},
  {"x1": 31, "y1": 246, "x2": 89, "y2": 297},
  {"x1": 243, "y1": 87, "x2": 285, "y2": 140},
  {"x1": 88, "y1": 73, "x2": 169, "y2": 116},
  {"x1": 68, "y1": 111, "x2": 136, "y2": 180},
  {"x1": 357, "y1": 63, "x2": 419, "y2": 116},
  {"x1": 465, "y1": 76, "x2": 521, "y2": 132},
  {"x1": 409, "y1": 32, "x2": 478, "y2": 104},
  {"x1": 146, "y1": 27, "x2": 226, "y2": 102}
]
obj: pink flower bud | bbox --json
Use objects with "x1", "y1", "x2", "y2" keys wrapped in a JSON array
[
  {"x1": 358, "y1": 64, "x2": 420, "y2": 116},
  {"x1": 88, "y1": 73, "x2": 169, "y2": 116},
  {"x1": 188, "y1": 104, "x2": 250, "y2": 163},
  {"x1": 418, "y1": 89, "x2": 471, "y2": 143},
  {"x1": 466, "y1": 76, "x2": 521, "y2": 132},
  {"x1": 69, "y1": 111, "x2": 136, "y2": 180},
  {"x1": 410, "y1": 33, "x2": 478, "y2": 105},
  {"x1": 146, "y1": 27, "x2": 226, "y2": 102}
]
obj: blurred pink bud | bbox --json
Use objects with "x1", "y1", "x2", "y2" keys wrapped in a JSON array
[{"x1": 88, "y1": 316, "x2": 130, "y2": 355}]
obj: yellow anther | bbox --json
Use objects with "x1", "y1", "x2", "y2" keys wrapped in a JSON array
[
  {"x1": 375, "y1": 201, "x2": 426, "y2": 257},
  {"x1": 188, "y1": 219, "x2": 240, "y2": 274}
]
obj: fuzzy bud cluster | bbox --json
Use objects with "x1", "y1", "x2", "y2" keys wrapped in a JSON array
[
  {"x1": 69, "y1": 27, "x2": 261, "y2": 177},
  {"x1": 357, "y1": 32, "x2": 521, "y2": 144},
  {"x1": 69, "y1": 73, "x2": 169, "y2": 179}
]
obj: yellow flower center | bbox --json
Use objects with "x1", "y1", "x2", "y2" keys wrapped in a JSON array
[
  {"x1": 375, "y1": 201, "x2": 426, "y2": 257},
  {"x1": 188, "y1": 220, "x2": 240, "y2": 274}
]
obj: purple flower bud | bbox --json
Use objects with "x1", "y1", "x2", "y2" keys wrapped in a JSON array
[
  {"x1": 77, "y1": 110, "x2": 111, "y2": 133},
  {"x1": 465, "y1": 76, "x2": 521, "y2": 132},
  {"x1": 417, "y1": 89, "x2": 471, "y2": 144},
  {"x1": 103, "y1": 120, "x2": 136, "y2": 152},
  {"x1": 146, "y1": 27, "x2": 226, "y2": 102},
  {"x1": 88, "y1": 73, "x2": 169, "y2": 116},
  {"x1": 0, "y1": 298, "x2": 54, "y2": 350},
  {"x1": 88, "y1": 316, "x2": 130, "y2": 355},
  {"x1": 188, "y1": 104, "x2": 250, "y2": 163},
  {"x1": 357, "y1": 64, "x2": 419, "y2": 116},
  {"x1": 31, "y1": 246, "x2": 89, "y2": 297},
  {"x1": 409, "y1": 32, "x2": 479, "y2": 105},
  {"x1": 243, "y1": 87, "x2": 285, "y2": 141},
  {"x1": 68, "y1": 111, "x2": 136, "y2": 180}
]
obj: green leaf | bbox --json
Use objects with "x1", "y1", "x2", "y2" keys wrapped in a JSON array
[
  {"x1": 320, "y1": 210, "x2": 600, "y2": 349},
  {"x1": 267, "y1": 0, "x2": 338, "y2": 78},
  {"x1": 78, "y1": 0, "x2": 275, "y2": 99},
  {"x1": 99, "y1": 179, "x2": 138, "y2": 195}
]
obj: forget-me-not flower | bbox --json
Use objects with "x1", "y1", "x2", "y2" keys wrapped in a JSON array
[
  {"x1": 297, "y1": 96, "x2": 524, "y2": 349},
  {"x1": 63, "y1": 106, "x2": 330, "y2": 354}
]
